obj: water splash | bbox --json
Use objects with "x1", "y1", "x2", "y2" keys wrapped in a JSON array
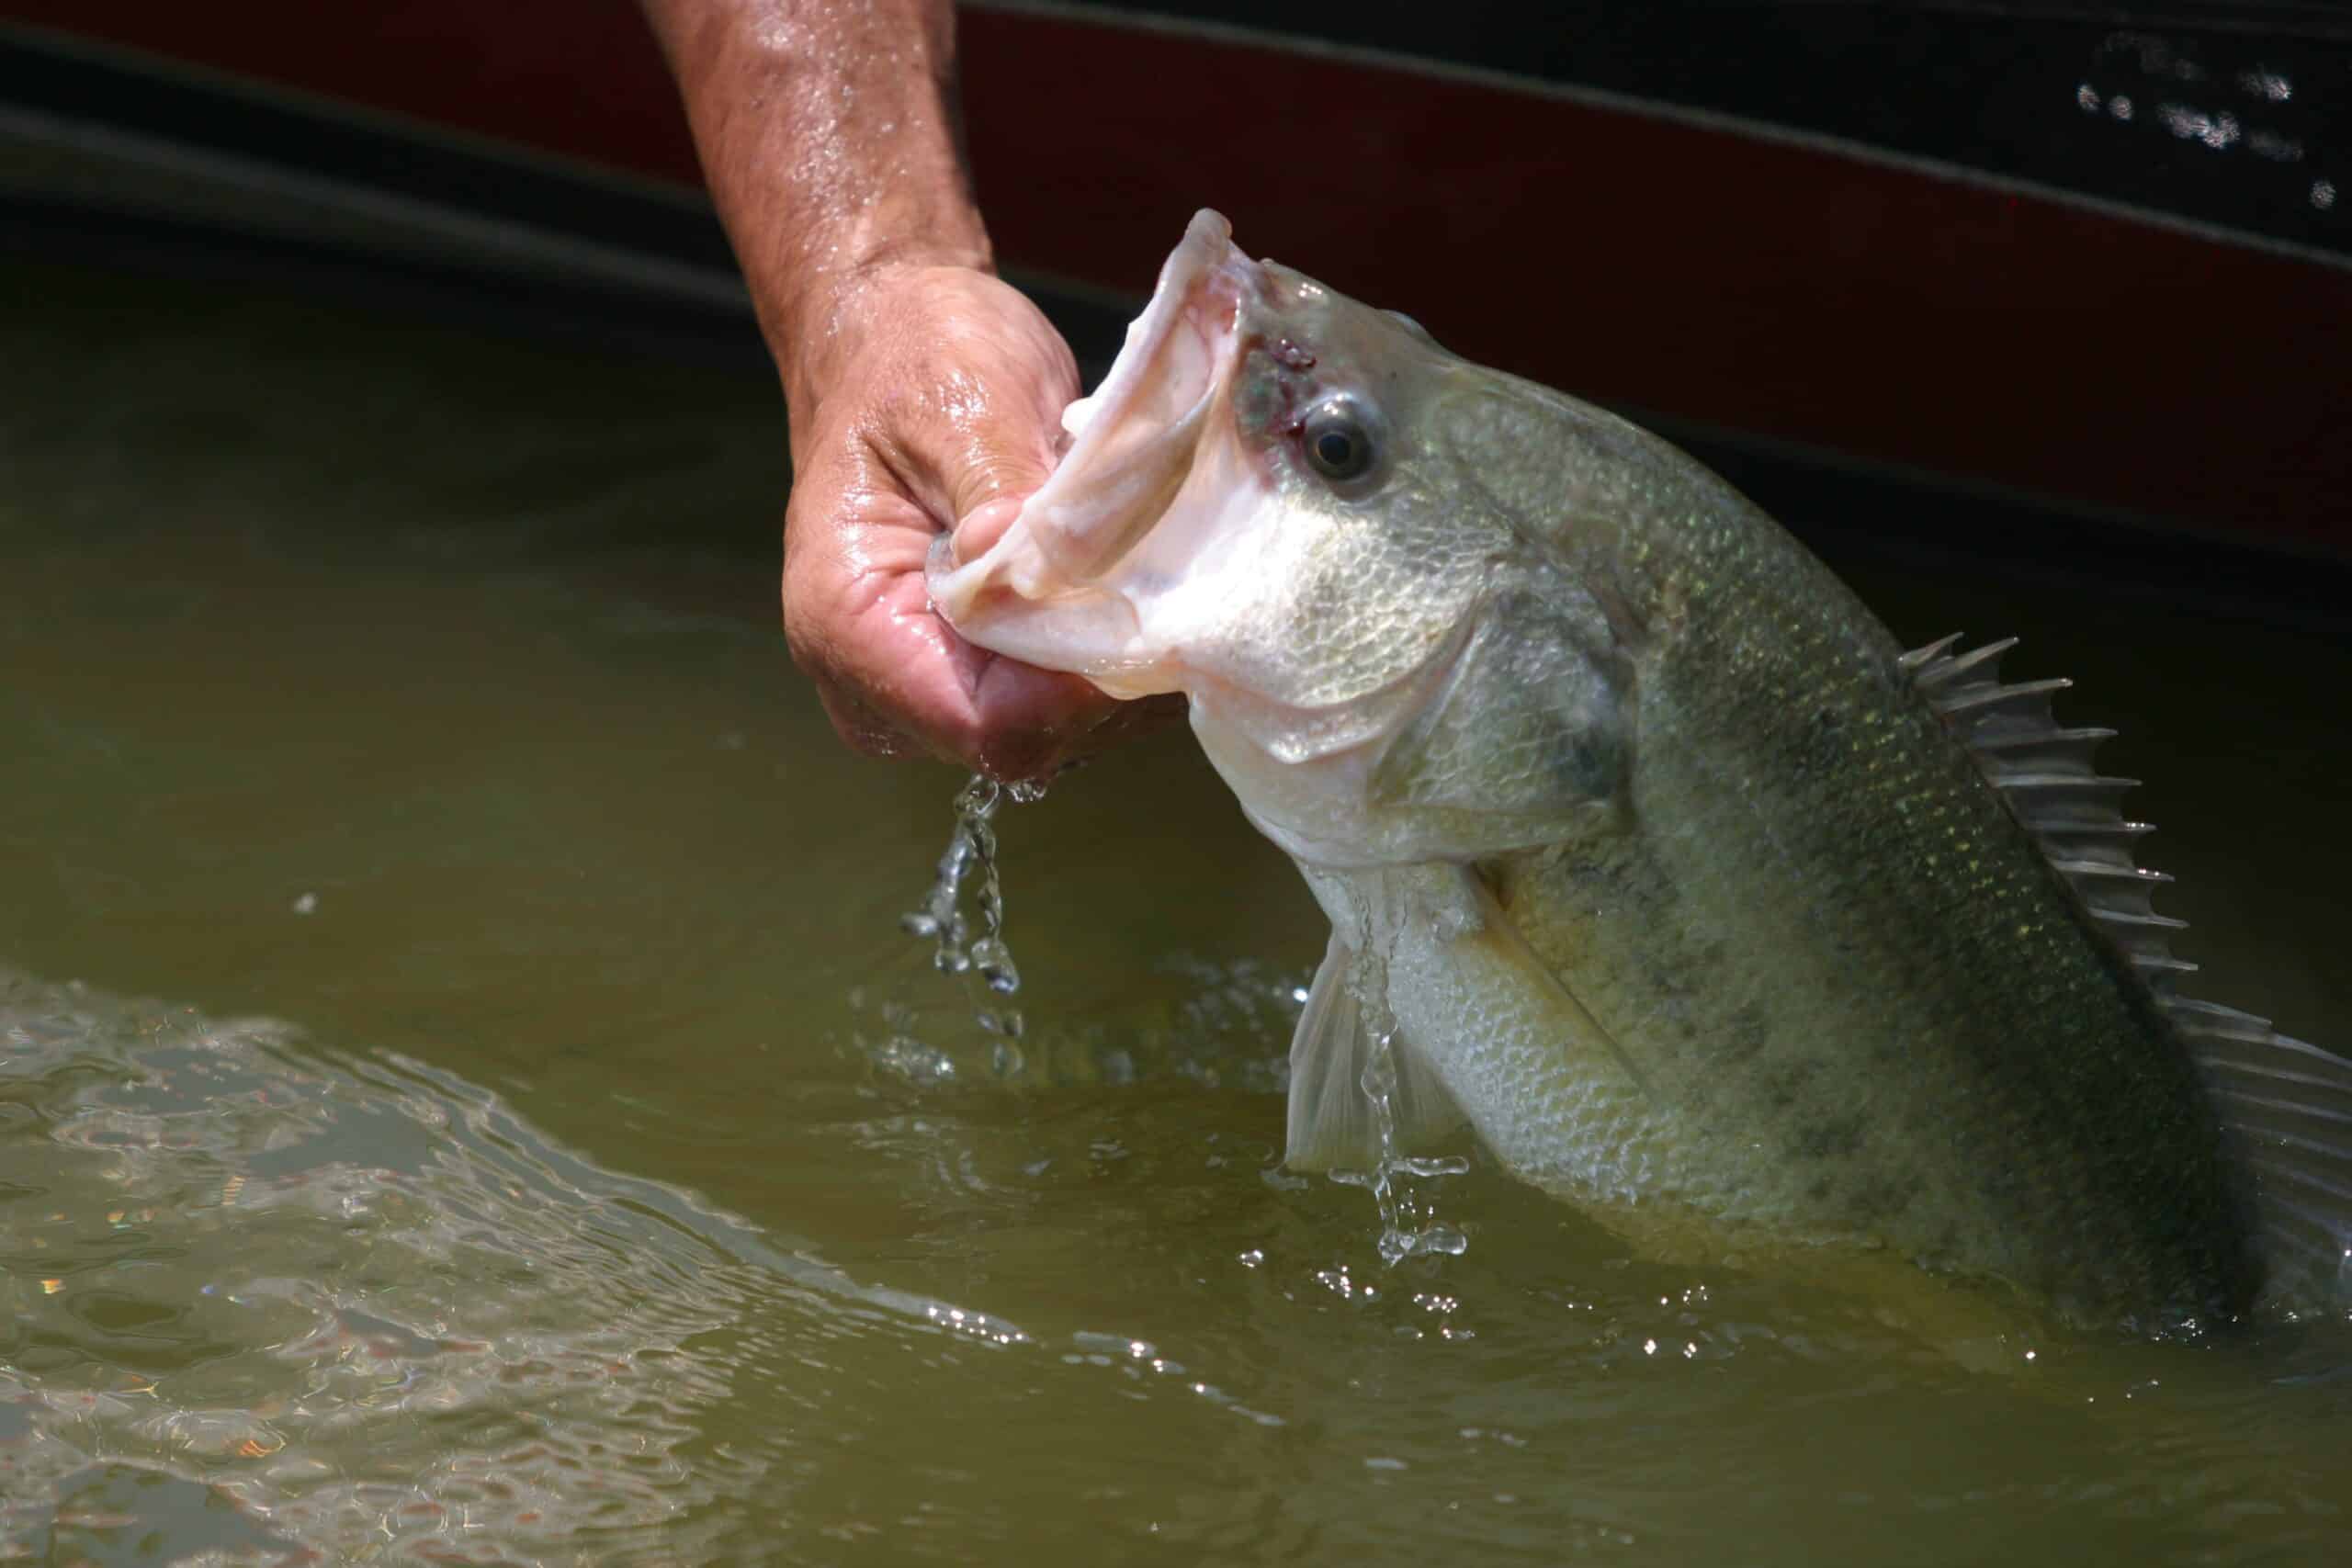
[{"x1": 901, "y1": 773, "x2": 1045, "y2": 1056}]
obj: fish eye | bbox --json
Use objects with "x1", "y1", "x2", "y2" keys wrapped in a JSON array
[{"x1": 1302, "y1": 402, "x2": 1377, "y2": 484}]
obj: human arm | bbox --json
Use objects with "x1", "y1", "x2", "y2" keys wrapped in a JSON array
[{"x1": 639, "y1": 0, "x2": 1140, "y2": 777}]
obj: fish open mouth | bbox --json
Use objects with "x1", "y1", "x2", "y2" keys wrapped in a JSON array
[{"x1": 928, "y1": 209, "x2": 1257, "y2": 679}]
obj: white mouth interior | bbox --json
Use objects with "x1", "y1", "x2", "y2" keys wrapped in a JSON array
[{"x1": 929, "y1": 209, "x2": 1245, "y2": 623}]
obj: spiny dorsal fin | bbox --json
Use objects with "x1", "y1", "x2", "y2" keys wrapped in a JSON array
[
  {"x1": 1906, "y1": 635, "x2": 2352, "y2": 1308},
  {"x1": 1905, "y1": 636, "x2": 2182, "y2": 984}
]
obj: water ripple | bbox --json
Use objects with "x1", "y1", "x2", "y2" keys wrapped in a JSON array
[{"x1": 0, "y1": 970, "x2": 797, "y2": 1560}]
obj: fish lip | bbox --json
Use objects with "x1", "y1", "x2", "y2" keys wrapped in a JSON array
[
  {"x1": 929, "y1": 209, "x2": 1256, "y2": 620},
  {"x1": 1047, "y1": 209, "x2": 1245, "y2": 504}
]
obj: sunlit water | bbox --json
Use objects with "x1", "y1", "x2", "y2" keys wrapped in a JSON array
[{"x1": 4, "y1": 256, "x2": 2349, "y2": 1563}]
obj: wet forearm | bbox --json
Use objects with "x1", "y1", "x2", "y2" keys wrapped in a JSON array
[{"x1": 641, "y1": 0, "x2": 992, "y2": 408}]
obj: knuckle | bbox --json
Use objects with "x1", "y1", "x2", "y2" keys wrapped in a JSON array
[
  {"x1": 817, "y1": 690, "x2": 913, "y2": 761},
  {"x1": 974, "y1": 725, "x2": 1059, "y2": 783}
]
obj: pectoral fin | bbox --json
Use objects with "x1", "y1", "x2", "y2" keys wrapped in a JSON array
[
  {"x1": 1284, "y1": 935, "x2": 1465, "y2": 1171},
  {"x1": 1369, "y1": 583, "x2": 1629, "y2": 821}
]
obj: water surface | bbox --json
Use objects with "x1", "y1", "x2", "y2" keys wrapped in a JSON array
[{"x1": 3, "y1": 255, "x2": 2348, "y2": 1563}]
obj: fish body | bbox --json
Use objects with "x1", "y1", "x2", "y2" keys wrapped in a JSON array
[{"x1": 930, "y1": 211, "x2": 2349, "y2": 1327}]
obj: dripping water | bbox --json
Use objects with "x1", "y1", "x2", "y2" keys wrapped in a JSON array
[
  {"x1": 901, "y1": 773, "x2": 1045, "y2": 1067},
  {"x1": 1330, "y1": 956, "x2": 1470, "y2": 1266}
]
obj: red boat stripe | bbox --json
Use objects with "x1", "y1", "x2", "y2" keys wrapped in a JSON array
[{"x1": 8, "y1": 1, "x2": 2346, "y2": 539}]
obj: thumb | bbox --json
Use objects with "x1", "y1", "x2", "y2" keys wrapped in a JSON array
[
  {"x1": 940, "y1": 409, "x2": 1062, "y2": 530},
  {"x1": 947, "y1": 493, "x2": 1027, "y2": 568},
  {"x1": 936, "y1": 319, "x2": 1076, "y2": 528},
  {"x1": 937, "y1": 389, "x2": 1069, "y2": 568}
]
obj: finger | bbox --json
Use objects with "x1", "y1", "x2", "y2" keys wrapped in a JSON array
[
  {"x1": 784, "y1": 485, "x2": 1078, "y2": 776},
  {"x1": 808, "y1": 676, "x2": 922, "y2": 761},
  {"x1": 1068, "y1": 691, "x2": 1189, "y2": 757},
  {"x1": 933, "y1": 328, "x2": 1077, "y2": 526},
  {"x1": 966, "y1": 655, "x2": 1123, "y2": 779},
  {"x1": 946, "y1": 493, "x2": 1025, "y2": 569}
]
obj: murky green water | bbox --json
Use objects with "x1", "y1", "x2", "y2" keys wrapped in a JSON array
[{"x1": 4, "y1": 256, "x2": 2348, "y2": 1564}]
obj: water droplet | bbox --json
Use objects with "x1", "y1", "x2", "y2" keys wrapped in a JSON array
[
  {"x1": 869, "y1": 1035, "x2": 956, "y2": 1086},
  {"x1": 970, "y1": 937, "x2": 1019, "y2": 995},
  {"x1": 900, "y1": 773, "x2": 1044, "y2": 1037},
  {"x1": 1332, "y1": 973, "x2": 1471, "y2": 1266}
]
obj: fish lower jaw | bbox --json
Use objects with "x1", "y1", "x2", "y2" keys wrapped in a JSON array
[
  {"x1": 925, "y1": 547, "x2": 1163, "y2": 689},
  {"x1": 1188, "y1": 730, "x2": 1405, "y2": 871}
]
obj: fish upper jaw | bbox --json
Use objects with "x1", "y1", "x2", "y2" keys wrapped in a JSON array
[{"x1": 927, "y1": 209, "x2": 1265, "y2": 694}]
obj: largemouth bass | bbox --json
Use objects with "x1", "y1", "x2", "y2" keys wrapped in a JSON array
[{"x1": 928, "y1": 211, "x2": 2352, "y2": 1330}]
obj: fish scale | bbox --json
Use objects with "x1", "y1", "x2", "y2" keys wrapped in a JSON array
[
  {"x1": 1489, "y1": 490, "x2": 2258, "y2": 1322},
  {"x1": 931, "y1": 209, "x2": 2352, "y2": 1329}
]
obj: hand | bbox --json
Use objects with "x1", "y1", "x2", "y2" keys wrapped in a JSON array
[
  {"x1": 637, "y1": 0, "x2": 1169, "y2": 777},
  {"x1": 778, "y1": 264, "x2": 1156, "y2": 779}
]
